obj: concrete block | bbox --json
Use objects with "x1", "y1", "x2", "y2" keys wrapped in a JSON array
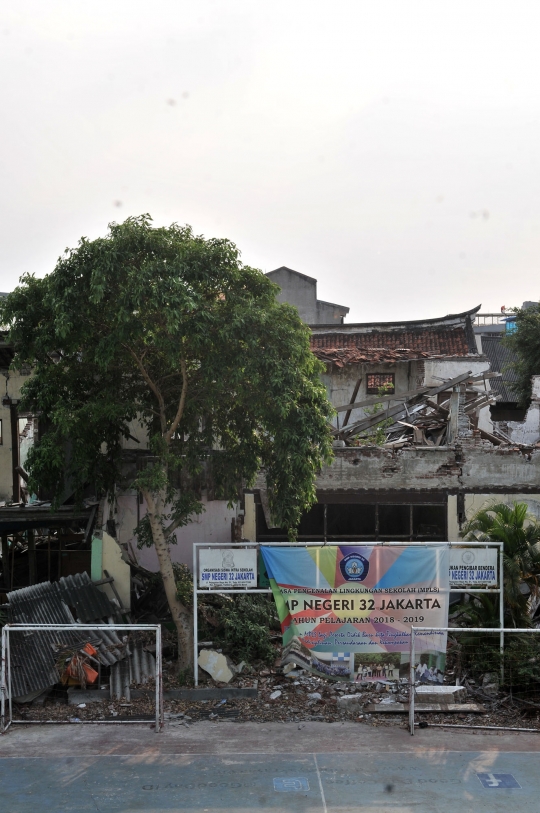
[
  {"x1": 337, "y1": 694, "x2": 364, "y2": 710},
  {"x1": 415, "y1": 685, "x2": 467, "y2": 704},
  {"x1": 198, "y1": 649, "x2": 236, "y2": 683}
]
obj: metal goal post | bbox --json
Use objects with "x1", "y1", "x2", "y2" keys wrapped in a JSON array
[{"x1": 1, "y1": 623, "x2": 163, "y2": 734}]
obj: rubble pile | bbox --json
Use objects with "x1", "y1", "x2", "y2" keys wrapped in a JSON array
[
  {"x1": 331, "y1": 371, "x2": 540, "y2": 450},
  {"x1": 12, "y1": 663, "x2": 540, "y2": 731}
]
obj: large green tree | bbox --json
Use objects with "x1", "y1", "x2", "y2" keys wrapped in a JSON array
[
  {"x1": 0, "y1": 216, "x2": 333, "y2": 667},
  {"x1": 503, "y1": 302, "x2": 540, "y2": 405}
]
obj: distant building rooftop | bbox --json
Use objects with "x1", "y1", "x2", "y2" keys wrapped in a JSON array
[{"x1": 266, "y1": 266, "x2": 349, "y2": 325}]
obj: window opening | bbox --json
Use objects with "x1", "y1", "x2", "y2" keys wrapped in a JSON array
[{"x1": 366, "y1": 373, "x2": 395, "y2": 394}]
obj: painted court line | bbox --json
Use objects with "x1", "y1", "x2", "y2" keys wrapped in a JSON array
[{"x1": 314, "y1": 753, "x2": 329, "y2": 813}]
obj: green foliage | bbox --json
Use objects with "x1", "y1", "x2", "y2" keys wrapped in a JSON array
[
  {"x1": 0, "y1": 216, "x2": 333, "y2": 536},
  {"x1": 461, "y1": 501, "x2": 540, "y2": 627},
  {"x1": 450, "y1": 633, "x2": 540, "y2": 690},
  {"x1": 206, "y1": 594, "x2": 278, "y2": 664},
  {"x1": 452, "y1": 593, "x2": 501, "y2": 629},
  {"x1": 503, "y1": 302, "x2": 540, "y2": 406},
  {"x1": 354, "y1": 652, "x2": 400, "y2": 668},
  {"x1": 174, "y1": 562, "x2": 194, "y2": 609},
  {"x1": 173, "y1": 554, "x2": 278, "y2": 664}
]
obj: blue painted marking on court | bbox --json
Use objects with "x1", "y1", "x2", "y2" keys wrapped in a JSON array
[
  {"x1": 0, "y1": 751, "x2": 537, "y2": 811},
  {"x1": 476, "y1": 772, "x2": 521, "y2": 789}
]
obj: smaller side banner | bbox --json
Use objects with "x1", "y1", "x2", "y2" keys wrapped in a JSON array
[
  {"x1": 199, "y1": 548, "x2": 257, "y2": 588},
  {"x1": 449, "y1": 548, "x2": 498, "y2": 587},
  {"x1": 261, "y1": 545, "x2": 449, "y2": 680}
]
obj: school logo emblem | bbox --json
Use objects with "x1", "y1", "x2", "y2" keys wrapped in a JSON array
[{"x1": 340, "y1": 553, "x2": 370, "y2": 582}]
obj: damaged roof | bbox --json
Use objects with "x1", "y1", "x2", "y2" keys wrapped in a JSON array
[{"x1": 310, "y1": 305, "x2": 480, "y2": 364}]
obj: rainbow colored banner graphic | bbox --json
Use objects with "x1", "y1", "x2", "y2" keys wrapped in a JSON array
[{"x1": 260, "y1": 546, "x2": 449, "y2": 665}]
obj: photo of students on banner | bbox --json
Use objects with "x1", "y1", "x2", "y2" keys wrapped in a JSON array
[{"x1": 261, "y1": 545, "x2": 450, "y2": 681}]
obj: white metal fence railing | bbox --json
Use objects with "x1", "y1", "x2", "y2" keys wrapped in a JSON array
[
  {"x1": 1, "y1": 624, "x2": 163, "y2": 734},
  {"x1": 409, "y1": 626, "x2": 540, "y2": 735}
]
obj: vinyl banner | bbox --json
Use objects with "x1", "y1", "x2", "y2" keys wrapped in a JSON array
[{"x1": 260, "y1": 545, "x2": 449, "y2": 668}]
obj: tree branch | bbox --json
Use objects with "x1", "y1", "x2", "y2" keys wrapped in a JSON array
[
  {"x1": 164, "y1": 515, "x2": 185, "y2": 540},
  {"x1": 124, "y1": 344, "x2": 167, "y2": 434},
  {"x1": 164, "y1": 358, "x2": 188, "y2": 444}
]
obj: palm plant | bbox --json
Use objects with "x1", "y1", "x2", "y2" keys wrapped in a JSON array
[{"x1": 461, "y1": 502, "x2": 540, "y2": 627}]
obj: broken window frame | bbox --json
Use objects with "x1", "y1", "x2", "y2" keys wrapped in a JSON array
[
  {"x1": 366, "y1": 373, "x2": 395, "y2": 395},
  {"x1": 255, "y1": 497, "x2": 447, "y2": 543}
]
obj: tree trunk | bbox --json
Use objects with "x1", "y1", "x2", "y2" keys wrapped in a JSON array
[{"x1": 142, "y1": 488, "x2": 193, "y2": 671}]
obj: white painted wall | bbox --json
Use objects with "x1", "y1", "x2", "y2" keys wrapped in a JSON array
[
  {"x1": 101, "y1": 531, "x2": 131, "y2": 610},
  {"x1": 115, "y1": 493, "x2": 237, "y2": 572},
  {"x1": 504, "y1": 403, "x2": 540, "y2": 445},
  {"x1": 423, "y1": 358, "x2": 490, "y2": 387}
]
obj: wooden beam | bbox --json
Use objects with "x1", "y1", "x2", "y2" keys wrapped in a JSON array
[
  {"x1": 28, "y1": 528, "x2": 36, "y2": 586},
  {"x1": 341, "y1": 377, "x2": 363, "y2": 427},
  {"x1": 478, "y1": 427, "x2": 504, "y2": 446},
  {"x1": 339, "y1": 371, "x2": 472, "y2": 438},
  {"x1": 335, "y1": 385, "x2": 430, "y2": 413}
]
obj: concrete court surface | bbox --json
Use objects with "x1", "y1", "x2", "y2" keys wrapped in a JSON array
[{"x1": 1, "y1": 721, "x2": 539, "y2": 812}]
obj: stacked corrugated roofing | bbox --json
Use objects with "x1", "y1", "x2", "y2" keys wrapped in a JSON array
[
  {"x1": 480, "y1": 334, "x2": 520, "y2": 402},
  {"x1": 7, "y1": 573, "x2": 126, "y2": 699}
]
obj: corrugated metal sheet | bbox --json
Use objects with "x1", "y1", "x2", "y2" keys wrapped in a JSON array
[
  {"x1": 110, "y1": 642, "x2": 155, "y2": 700},
  {"x1": 7, "y1": 573, "x2": 127, "y2": 699},
  {"x1": 481, "y1": 334, "x2": 520, "y2": 402}
]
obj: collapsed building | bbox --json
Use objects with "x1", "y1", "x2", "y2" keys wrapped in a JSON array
[
  {"x1": 249, "y1": 292, "x2": 540, "y2": 545},
  {"x1": 2, "y1": 282, "x2": 540, "y2": 581}
]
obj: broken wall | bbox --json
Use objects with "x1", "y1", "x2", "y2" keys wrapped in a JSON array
[
  {"x1": 322, "y1": 361, "x2": 424, "y2": 429},
  {"x1": 491, "y1": 375, "x2": 540, "y2": 446},
  {"x1": 0, "y1": 368, "x2": 33, "y2": 502},
  {"x1": 91, "y1": 529, "x2": 131, "y2": 610}
]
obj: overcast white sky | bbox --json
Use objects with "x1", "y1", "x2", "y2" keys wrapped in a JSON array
[{"x1": 1, "y1": 1, "x2": 539, "y2": 321}]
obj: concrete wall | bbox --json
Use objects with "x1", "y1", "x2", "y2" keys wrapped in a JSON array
[
  {"x1": 267, "y1": 267, "x2": 318, "y2": 323},
  {"x1": 423, "y1": 358, "x2": 489, "y2": 386},
  {"x1": 316, "y1": 300, "x2": 348, "y2": 324},
  {"x1": 323, "y1": 357, "x2": 485, "y2": 431},
  {"x1": 323, "y1": 360, "x2": 424, "y2": 430},
  {"x1": 120, "y1": 418, "x2": 150, "y2": 451},
  {"x1": 253, "y1": 443, "x2": 540, "y2": 495},
  {"x1": 91, "y1": 530, "x2": 131, "y2": 610},
  {"x1": 448, "y1": 493, "x2": 540, "y2": 540},
  {"x1": 492, "y1": 375, "x2": 540, "y2": 446}
]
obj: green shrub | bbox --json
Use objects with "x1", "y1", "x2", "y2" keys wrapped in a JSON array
[{"x1": 174, "y1": 565, "x2": 278, "y2": 665}]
